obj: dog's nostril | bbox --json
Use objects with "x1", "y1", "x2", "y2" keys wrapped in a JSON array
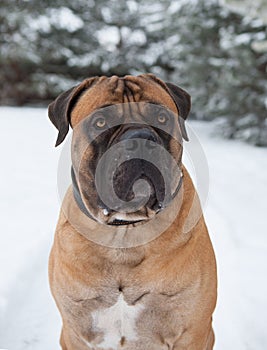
[
  {"x1": 146, "y1": 140, "x2": 157, "y2": 149},
  {"x1": 125, "y1": 139, "x2": 157, "y2": 152},
  {"x1": 119, "y1": 127, "x2": 158, "y2": 142},
  {"x1": 130, "y1": 129, "x2": 156, "y2": 141}
]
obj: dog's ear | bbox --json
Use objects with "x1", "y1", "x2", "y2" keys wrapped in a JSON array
[
  {"x1": 48, "y1": 86, "x2": 76, "y2": 147},
  {"x1": 48, "y1": 77, "x2": 98, "y2": 146},
  {"x1": 165, "y1": 82, "x2": 191, "y2": 141}
]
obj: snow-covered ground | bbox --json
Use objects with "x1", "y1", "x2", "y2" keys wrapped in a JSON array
[{"x1": 0, "y1": 107, "x2": 266, "y2": 350}]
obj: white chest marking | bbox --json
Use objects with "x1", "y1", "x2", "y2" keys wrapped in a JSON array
[{"x1": 91, "y1": 293, "x2": 144, "y2": 349}]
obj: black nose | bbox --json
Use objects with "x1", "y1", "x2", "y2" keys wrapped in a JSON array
[{"x1": 118, "y1": 126, "x2": 160, "y2": 143}]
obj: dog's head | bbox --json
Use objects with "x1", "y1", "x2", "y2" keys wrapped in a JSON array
[{"x1": 48, "y1": 74, "x2": 191, "y2": 225}]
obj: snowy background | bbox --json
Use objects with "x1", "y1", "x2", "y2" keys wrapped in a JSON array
[{"x1": 0, "y1": 107, "x2": 266, "y2": 349}]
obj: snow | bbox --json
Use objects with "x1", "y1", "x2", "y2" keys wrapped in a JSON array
[
  {"x1": 96, "y1": 27, "x2": 146, "y2": 52},
  {"x1": 0, "y1": 107, "x2": 266, "y2": 349},
  {"x1": 30, "y1": 7, "x2": 84, "y2": 34},
  {"x1": 96, "y1": 26, "x2": 121, "y2": 51}
]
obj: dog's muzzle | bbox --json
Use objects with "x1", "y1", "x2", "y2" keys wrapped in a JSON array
[{"x1": 101, "y1": 125, "x2": 165, "y2": 212}]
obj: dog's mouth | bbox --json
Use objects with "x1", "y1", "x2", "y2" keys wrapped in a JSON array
[
  {"x1": 105, "y1": 200, "x2": 161, "y2": 225},
  {"x1": 108, "y1": 219, "x2": 145, "y2": 226}
]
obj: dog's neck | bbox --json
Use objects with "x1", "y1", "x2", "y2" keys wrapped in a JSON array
[
  {"x1": 71, "y1": 166, "x2": 184, "y2": 226},
  {"x1": 71, "y1": 167, "x2": 95, "y2": 220}
]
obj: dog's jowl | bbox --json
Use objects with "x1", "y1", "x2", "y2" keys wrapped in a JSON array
[{"x1": 48, "y1": 74, "x2": 217, "y2": 350}]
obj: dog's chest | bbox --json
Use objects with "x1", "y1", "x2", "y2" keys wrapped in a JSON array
[
  {"x1": 91, "y1": 257, "x2": 146, "y2": 348},
  {"x1": 86, "y1": 293, "x2": 144, "y2": 349}
]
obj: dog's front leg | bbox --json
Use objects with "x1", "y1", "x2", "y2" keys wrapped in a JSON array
[
  {"x1": 173, "y1": 327, "x2": 215, "y2": 350},
  {"x1": 60, "y1": 328, "x2": 68, "y2": 350}
]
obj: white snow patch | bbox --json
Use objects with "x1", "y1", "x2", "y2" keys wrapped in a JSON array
[
  {"x1": 30, "y1": 7, "x2": 84, "y2": 34},
  {"x1": 0, "y1": 108, "x2": 266, "y2": 349}
]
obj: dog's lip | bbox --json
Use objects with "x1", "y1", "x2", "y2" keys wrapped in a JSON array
[
  {"x1": 108, "y1": 218, "x2": 146, "y2": 226},
  {"x1": 104, "y1": 208, "x2": 157, "y2": 226}
]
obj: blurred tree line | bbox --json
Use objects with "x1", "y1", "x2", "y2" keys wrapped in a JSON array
[{"x1": 1, "y1": 0, "x2": 267, "y2": 145}]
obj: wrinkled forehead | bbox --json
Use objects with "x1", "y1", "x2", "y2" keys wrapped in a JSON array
[{"x1": 71, "y1": 75, "x2": 177, "y2": 126}]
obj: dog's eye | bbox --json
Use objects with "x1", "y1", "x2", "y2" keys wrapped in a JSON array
[
  {"x1": 157, "y1": 113, "x2": 168, "y2": 124},
  {"x1": 95, "y1": 117, "x2": 106, "y2": 129}
]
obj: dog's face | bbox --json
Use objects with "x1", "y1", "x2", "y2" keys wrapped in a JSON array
[{"x1": 49, "y1": 74, "x2": 191, "y2": 225}]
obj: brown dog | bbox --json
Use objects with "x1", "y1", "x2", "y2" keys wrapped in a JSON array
[{"x1": 48, "y1": 74, "x2": 217, "y2": 350}]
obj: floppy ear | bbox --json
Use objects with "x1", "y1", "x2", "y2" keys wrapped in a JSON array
[
  {"x1": 165, "y1": 82, "x2": 191, "y2": 141},
  {"x1": 48, "y1": 77, "x2": 98, "y2": 146}
]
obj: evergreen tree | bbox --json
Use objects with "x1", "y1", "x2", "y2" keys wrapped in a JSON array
[
  {"x1": 161, "y1": 0, "x2": 267, "y2": 145},
  {"x1": 0, "y1": 0, "x2": 266, "y2": 145},
  {"x1": 217, "y1": 16, "x2": 267, "y2": 146}
]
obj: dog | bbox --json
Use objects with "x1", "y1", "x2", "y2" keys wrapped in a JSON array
[{"x1": 48, "y1": 74, "x2": 217, "y2": 350}]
